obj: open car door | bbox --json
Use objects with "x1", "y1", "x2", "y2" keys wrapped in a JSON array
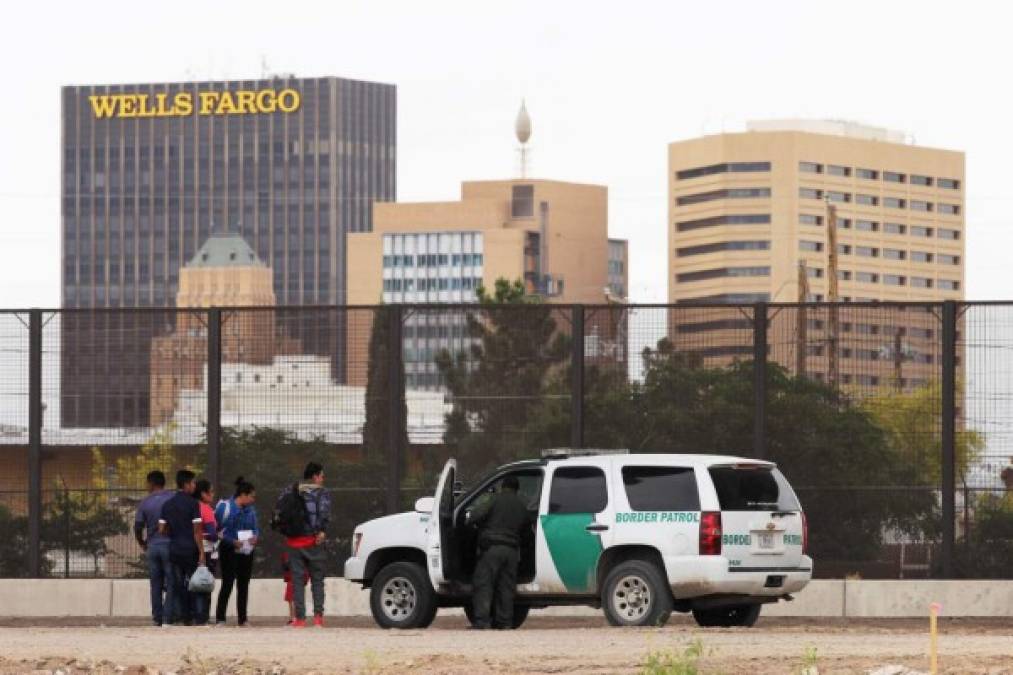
[{"x1": 426, "y1": 459, "x2": 457, "y2": 588}]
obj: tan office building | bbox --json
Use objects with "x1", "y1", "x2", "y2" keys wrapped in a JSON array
[
  {"x1": 347, "y1": 179, "x2": 626, "y2": 387},
  {"x1": 668, "y1": 120, "x2": 965, "y2": 387}
]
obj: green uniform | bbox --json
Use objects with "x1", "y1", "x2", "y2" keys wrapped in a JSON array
[{"x1": 469, "y1": 489, "x2": 532, "y2": 628}]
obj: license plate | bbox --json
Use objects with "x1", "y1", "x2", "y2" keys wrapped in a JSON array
[{"x1": 757, "y1": 532, "x2": 775, "y2": 549}]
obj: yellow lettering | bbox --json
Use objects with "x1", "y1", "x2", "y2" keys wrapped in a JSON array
[
  {"x1": 198, "y1": 91, "x2": 219, "y2": 115},
  {"x1": 235, "y1": 90, "x2": 257, "y2": 114},
  {"x1": 119, "y1": 95, "x2": 138, "y2": 118},
  {"x1": 256, "y1": 89, "x2": 277, "y2": 113},
  {"x1": 277, "y1": 88, "x2": 300, "y2": 113},
  {"x1": 136, "y1": 94, "x2": 157, "y2": 118},
  {"x1": 154, "y1": 93, "x2": 170, "y2": 116},
  {"x1": 88, "y1": 95, "x2": 118, "y2": 119},
  {"x1": 174, "y1": 92, "x2": 193, "y2": 116},
  {"x1": 215, "y1": 91, "x2": 238, "y2": 115}
]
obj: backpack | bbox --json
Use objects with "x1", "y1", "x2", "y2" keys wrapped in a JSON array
[{"x1": 272, "y1": 484, "x2": 308, "y2": 537}]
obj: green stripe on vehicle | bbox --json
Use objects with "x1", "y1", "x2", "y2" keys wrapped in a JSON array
[{"x1": 540, "y1": 513, "x2": 603, "y2": 593}]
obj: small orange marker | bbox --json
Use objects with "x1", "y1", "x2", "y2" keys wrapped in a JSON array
[{"x1": 929, "y1": 602, "x2": 942, "y2": 675}]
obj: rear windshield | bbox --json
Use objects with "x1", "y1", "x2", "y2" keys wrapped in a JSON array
[{"x1": 708, "y1": 466, "x2": 800, "y2": 511}]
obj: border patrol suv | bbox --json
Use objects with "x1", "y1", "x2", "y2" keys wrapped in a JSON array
[{"x1": 344, "y1": 450, "x2": 812, "y2": 629}]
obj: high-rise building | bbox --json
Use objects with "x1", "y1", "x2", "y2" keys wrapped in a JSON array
[
  {"x1": 60, "y1": 76, "x2": 395, "y2": 426},
  {"x1": 668, "y1": 120, "x2": 965, "y2": 387}
]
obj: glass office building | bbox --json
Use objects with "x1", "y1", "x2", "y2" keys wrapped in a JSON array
[{"x1": 60, "y1": 76, "x2": 396, "y2": 426}]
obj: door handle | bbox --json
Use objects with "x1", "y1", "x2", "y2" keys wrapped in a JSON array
[{"x1": 585, "y1": 523, "x2": 609, "y2": 533}]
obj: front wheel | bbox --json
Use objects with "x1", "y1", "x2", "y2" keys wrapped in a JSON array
[
  {"x1": 601, "y1": 559, "x2": 673, "y2": 627},
  {"x1": 692, "y1": 603, "x2": 761, "y2": 628},
  {"x1": 463, "y1": 603, "x2": 530, "y2": 629},
  {"x1": 370, "y1": 562, "x2": 438, "y2": 629}
]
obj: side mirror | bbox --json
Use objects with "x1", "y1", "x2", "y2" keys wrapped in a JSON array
[{"x1": 415, "y1": 496, "x2": 435, "y2": 513}]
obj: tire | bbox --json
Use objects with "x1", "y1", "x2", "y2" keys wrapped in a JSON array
[
  {"x1": 601, "y1": 559, "x2": 673, "y2": 627},
  {"x1": 463, "y1": 602, "x2": 530, "y2": 629},
  {"x1": 692, "y1": 603, "x2": 761, "y2": 628},
  {"x1": 369, "y1": 562, "x2": 438, "y2": 629}
]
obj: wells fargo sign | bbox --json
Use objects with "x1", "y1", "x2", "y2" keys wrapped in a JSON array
[{"x1": 88, "y1": 88, "x2": 301, "y2": 119}]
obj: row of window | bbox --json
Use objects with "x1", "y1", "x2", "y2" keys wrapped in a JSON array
[
  {"x1": 676, "y1": 213, "x2": 770, "y2": 232},
  {"x1": 676, "y1": 240, "x2": 770, "y2": 257},
  {"x1": 676, "y1": 293, "x2": 771, "y2": 304},
  {"x1": 382, "y1": 277, "x2": 483, "y2": 292},
  {"x1": 800, "y1": 214, "x2": 961, "y2": 239},
  {"x1": 382, "y1": 253, "x2": 484, "y2": 268},
  {"x1": 676, "y1": 187, "x2": 771, "y2": 205},
  {"x1": 799, "y1": 188, "x2": 960, "y2": 214},
  {"x1": 676, "y1": 266, "x2": 770, "y2": 283},
  {"x1": 806, "y1": 320, "x2": 935, "y2": 339},
  {"x1": 800, "y1": 162, "x2": 960, "y2": 190},
  {"x1": 799, "y1": 240, "x2": 960, "y2": 265},
  {"x1": 823, "y1": 270, "x2": 960, "y2": 289},
  {"x1": 675, "y1": 162, "x2": 771, "y2": 180}
]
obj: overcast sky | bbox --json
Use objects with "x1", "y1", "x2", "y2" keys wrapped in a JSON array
[{"x1": 1, "y1": 0, "x2": 1010, "y2": 306}]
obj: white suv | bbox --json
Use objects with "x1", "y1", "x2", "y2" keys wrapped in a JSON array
[{"x1": 344, "y1": 450, "x2": 812, "y2": 629}]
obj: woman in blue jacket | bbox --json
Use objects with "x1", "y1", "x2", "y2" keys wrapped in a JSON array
[{"x1": 214, "y1": 477, "x2": 258, "y2": 626}]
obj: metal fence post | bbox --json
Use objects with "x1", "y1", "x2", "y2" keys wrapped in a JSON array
[
  {"x1": 28, "y1": 309, "x2": 42, "y2": 577},
  {"x1": 753, "y1": 302, "x2": 768, "y2": 460},
  {"x1": 386, "y1": 305, "x2": 404, "y2": 514},
  {"x1": 207, "y1": 308, "x2": 222, "y2": 492},
  {"x1": 940, "y1": 300, "x2": 957, "y2": 578},
  {"x1": 571, "y1": 305, "x2": 585, "y2": 450}
]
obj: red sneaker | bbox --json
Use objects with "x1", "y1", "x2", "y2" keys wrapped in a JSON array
[
  {"x1": 313, "y1": 615, "x2": 324, "y2": 627},
  {"x1": 291, "y1": 619, "x2": 307, "y2": 628}
]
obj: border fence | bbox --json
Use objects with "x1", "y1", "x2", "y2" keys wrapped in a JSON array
[{"x1": 0, "y1": 301, "x2": 1010, "y2": 580}]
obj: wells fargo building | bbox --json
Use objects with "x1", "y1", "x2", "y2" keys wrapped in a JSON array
[{"x1": 61, "y1": 76, "x2": 396, "y2": 426}]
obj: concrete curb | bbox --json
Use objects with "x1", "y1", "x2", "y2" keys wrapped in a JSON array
[{"x1": 1, "y1": 579, "x2": 1011, "y2": 618}]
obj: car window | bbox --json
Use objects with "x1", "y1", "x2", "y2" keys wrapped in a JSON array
[
  {"x1": 549, "y1": 466, "x2": 608, "y2": 514},
  {"x1": 622, "y1": 466, "x2": 700, "y2": 511},
  {"x1": 463, "y1": 469, "x2": 543, "y2": 511},
  {"x1": 708, "y1": 466, "x2": 800, "y2": 511}
]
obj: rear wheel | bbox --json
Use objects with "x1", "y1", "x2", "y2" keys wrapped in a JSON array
[
  {"x1": 463, "y1": 603, "x2": 530, "y2": 629},
  {"x1": 370, "y1": 562, "x2": 438, "y2": 629},
  {"x1": 601, "y1": 559, "x2": 673, "y2": 627},
  {"x1": 692, "y1": 603, "x2": 761, "y2": 628}
]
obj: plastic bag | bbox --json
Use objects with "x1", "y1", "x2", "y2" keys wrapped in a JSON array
[{"x1": 188, "y1": 564, "x2": 215, "y2": 593}]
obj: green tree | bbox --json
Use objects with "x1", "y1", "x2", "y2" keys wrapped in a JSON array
[
  {"x1": 0, "y1": 503, "x2": 32, "y2": 577},
  {"x1": 953, "y1": 492, "x2": 1013, "y2": 578},
  {"x1": 41, "y1": 486, "x2": 129, "y2": 577},
  {"x1": 436, "y1": 278, "x2": 569, "y2": 479},
  {"x1": 362, "y1": 305, "x2": 409, "y2": 463}
]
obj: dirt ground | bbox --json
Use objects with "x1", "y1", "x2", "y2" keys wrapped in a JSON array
[{"x1": 0, "y1": 616, "x2": 1011, "y2": 674}]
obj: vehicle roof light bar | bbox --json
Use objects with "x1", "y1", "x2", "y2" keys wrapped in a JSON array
[{"x1": 540, "y1": 448, "x2": 631, "y2": 459}]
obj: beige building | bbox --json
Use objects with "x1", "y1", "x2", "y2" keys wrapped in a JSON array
[
  {"x1": 347, "y1": 179, "x2": 627, "y2": 387},
  {"x1": 668, "y1": 121, "x2": 965, "y2": 387}
]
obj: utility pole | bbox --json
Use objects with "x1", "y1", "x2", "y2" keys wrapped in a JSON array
[
  {"x1": 825, "y1": 197, "x2": 840, "y2": 387},
  {"x1": 796, "y1": 258, "x2": 809, "y2": 377}
]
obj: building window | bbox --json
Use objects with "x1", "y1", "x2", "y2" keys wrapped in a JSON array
[
  {"x1": 884, "y1": 197, "x2": 906, "y2": 209},
  {"x1": 799, "y1": 187, "x2": 822, "y2": 200},
  {"x1": 836, "y1": 218, "x2": 852, "y2": 229},
  {"x1": 676, "y1": 213, "x2": 770, "y2": 232},
  {"x1": 511, "y1": 184, "x2": 534, "y2": 218},
  {"x1": 676, "y1": 266, "x2": 771, "y2": 283},
  {"x1": 799, "y1": 161, "x2": 823, "y2": 173},
  {"x1": 937, "y1": 279, "x2": 960, "y2": 291},
  {"x1": 827, "y1": 190, "x2": 850, "y2": 203},
  {"x1": 883, "y1": 248, "x2": 906, "y2": 260},
  {"x1": 884, "y1": 222, "x2": 906, "y2": 234},
  {"x1": 938, "y1": 228, "x2": 960, "y2": 240},
  {"x1": 675, "y1": 161, "x2": 771, "y2": 180},
  {"x1": 856, "y1": 246, "x2": 879, "y2": 258},
  {"x1": 937, "y1": 253, "x2": 960, "y2": 265},
  {"x1": 910, "y1": 200, "x2": 933, "y2": 212},
  {"x1": 676, "y1": 240, "x2": 770, "y2": 256},
  {"x1": 799, "y1": 214, "x2": 823, "y2": 226},
  {"x1": 937, "y1": 177, "x2": 960, "y2": 190},
  {"x1": 857, "y1": 168, "x2": 879, "y2": 180},
  {"x1": 676, "y1": 293, "x2": 771, "y2": 304},
  {"x1": 938, "y1": 203, "x2": 960, "y2": 215},
  {"x1": 911, "y1": 251, "x2": 933, "y2": 263},
  {"x1": 837, "y1": 270, "x2": 852, "y2": 281},
  {"x1": 911, "y1": 174, "x2": 933, "y2": 186},
  {"x1": 827, "y1": 164, "x2": 851, "y2": 177},
  {"x1": 838, "y1": 244, "x2": 852, "y2": 255},
  {"x1": 911, "y1": 277, "x2": 933, "y2": 288},
  {"x1": 856, "y1": 219, "x2": 879, "y2": 232},
  {"x1": 884, "y1": 275, "x2": 906, "y2": 286},
  {"x1": 884, "y1": 171, "x2": 906, "y2": 183},
  {"x1": 677, "y1": 188, "x2": 771, "y2": 205},
  {"x1": 856, "y1": 194, "x2": 878, "y2": 206},
  {"x1": 911, "y1": 226, "x2": 934, "y2": 238},
  {"x1": 807, "y1": 267, "x2": 824, "y2": 278},
  {"x1": 856, "y1": 272, "x2": 879, "y2": 283},
  {"x1": 799, "y1": 240, "x2": 823, "y2": 252}
]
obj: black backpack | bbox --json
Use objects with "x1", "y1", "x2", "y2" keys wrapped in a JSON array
[{"x1": 272, "y1": 484, "x2": 308, "y2": 537}]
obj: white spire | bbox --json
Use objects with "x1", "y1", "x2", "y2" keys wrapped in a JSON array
[{"x1": 515, "y1": 99, "x2": 532, "y2": 145}]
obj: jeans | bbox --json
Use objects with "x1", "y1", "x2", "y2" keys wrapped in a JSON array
[
  {"x1": 169, "y1": 550, "x2": 200, "y2": 625},
  {"x1": 216, "y1": 545, "x2": 254, "y2": 624},
  {"x1": 145, "y1": 544, "x2": 172, "y2": 624},
  {"x1": 287, "y1": 544, "x2": 327, "y2": 620}
]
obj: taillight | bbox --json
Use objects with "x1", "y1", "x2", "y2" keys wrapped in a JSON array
[
  {"x1": 352, "y1": 532, "x2": 363, "y2": 557},
  {"x1": 801, "y1": 512, "x2": 808, "y2": 555},
  {"x1": 699, "y1": 511, "x2": 722, "y2": 555}
]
